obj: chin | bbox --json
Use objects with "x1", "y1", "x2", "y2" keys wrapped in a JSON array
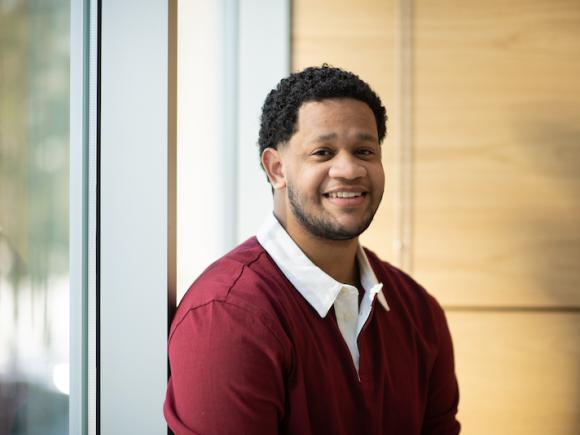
[
  {"x1": 326, "y1": 218, "x2": 374, "y2": 240},
  {"x1": 333, "y1": 214, "x2": 373, "y2": 231}
]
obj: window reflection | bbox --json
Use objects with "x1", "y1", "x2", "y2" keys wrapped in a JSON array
[{"x1": 0, "y1": 1, "x2": 70, "y2": 434}]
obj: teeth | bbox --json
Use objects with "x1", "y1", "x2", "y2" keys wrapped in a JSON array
[{"x1": 328, "y1": 192, "x2": 363, "y2": 198}]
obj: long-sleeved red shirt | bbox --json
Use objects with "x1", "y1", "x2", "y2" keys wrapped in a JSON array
[{"x1": 164, "y1": 237, "x2": 460, "y2": 434}]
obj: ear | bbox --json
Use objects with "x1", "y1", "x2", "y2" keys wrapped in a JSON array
[{"x1": 261, "y1": 147, "x2": 286, "y2": 190}]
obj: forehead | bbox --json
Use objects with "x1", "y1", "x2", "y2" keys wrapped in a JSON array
[{"x1": 294, "y1": 98, "x2": 377, "y2": 136}]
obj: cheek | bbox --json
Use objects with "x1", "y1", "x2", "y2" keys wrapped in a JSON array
[
  {"x1": 299, "y1": 167, "x2": 328, "y2": 194},
  {"x1": 371, "y1": 164, "x2": 386, "y2": 191}
]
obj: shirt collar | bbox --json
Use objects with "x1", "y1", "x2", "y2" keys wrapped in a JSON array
[{"x1": 256, "y1": 213, "x2": 390, "y2": 317}]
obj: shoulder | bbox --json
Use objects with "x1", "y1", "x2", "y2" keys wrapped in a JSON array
[
  {"x1": 176, "y1": 237, "x2": 266, "y2": 307},
  {"x1": 170, "y1": 237, "x2": 289, "y2": 343}
]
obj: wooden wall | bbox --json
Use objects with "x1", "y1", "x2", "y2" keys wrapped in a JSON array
[{"x1": 293, "y1": 0, "x2": 580, "y2": 433}]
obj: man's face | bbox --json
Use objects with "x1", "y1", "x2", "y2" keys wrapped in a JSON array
[{"x1": 278, "y1": 98, "x2": 385, "y2": 241}]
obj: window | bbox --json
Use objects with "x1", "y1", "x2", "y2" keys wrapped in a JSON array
[{"x1": 0, "y1": 1, "x2": 71, "y2": 433}]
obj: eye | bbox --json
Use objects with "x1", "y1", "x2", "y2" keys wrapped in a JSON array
[
  {"x1": 356, "y1": 148, "x2": 375, "y2": 157},
  {"x1": 311, "y1": 148, "x2": 333, "y2": 158}
]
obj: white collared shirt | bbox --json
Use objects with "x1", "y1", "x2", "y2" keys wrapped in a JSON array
[{"x1": 256, "y1": 213, "x2": 390, "y2": 372}]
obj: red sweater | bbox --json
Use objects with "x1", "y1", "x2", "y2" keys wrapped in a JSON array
[{"x1": 164, "y1": 237, "x2": 460, "y2": 434}]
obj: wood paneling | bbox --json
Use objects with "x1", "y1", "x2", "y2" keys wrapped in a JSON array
[
  {"x1": 413, "y1": 0, "x2": 580, "y2": 307},
  {"x1": 292, "y1": 1, "x2": 580, "y2": 433},
  {"x1": 448, "y1": 312, "x2": 580, "y2": 434}
]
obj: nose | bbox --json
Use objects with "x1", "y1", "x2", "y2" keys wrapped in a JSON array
[{"x1": 328, "y1": 152, "x2": 366, "y2": 180}]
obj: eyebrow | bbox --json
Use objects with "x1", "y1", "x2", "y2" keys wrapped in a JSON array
[
  {"x1": 356, "y1": 133, "x2": 377, "y2": 142},
  {"x1": 311, "y1": 132, "x2": 377, "y2": 143},
  {"x1": 314, "y1": 133, "x2": 337, "y2": 142}
]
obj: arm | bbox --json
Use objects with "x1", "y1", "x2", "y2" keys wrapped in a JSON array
[
  {"x1": 421, "y1": 306, "x2": 461, "y2": 435},
  {"x1": 164, "y1": 301, "x2": 288, "y2": 435}
]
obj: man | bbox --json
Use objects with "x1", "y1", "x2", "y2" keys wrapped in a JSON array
[{"x1": 164, "y1": 65, "x2": 460, "y2": 434}]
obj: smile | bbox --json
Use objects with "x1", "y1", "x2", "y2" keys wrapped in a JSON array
[{"x1": 324, "y1": 191, "x2": 367, "y2": 199}]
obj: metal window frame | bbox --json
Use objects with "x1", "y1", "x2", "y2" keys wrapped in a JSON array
[
  {"x1": 98, "y1": 0, "x2": 173, "y2": 434},
  {"x1": 69, "y1": 0, "x2": 96, "y2": 433}
]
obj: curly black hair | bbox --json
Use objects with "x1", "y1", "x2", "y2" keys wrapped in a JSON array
[{"x1": 258, "y1": 65, "x2": 387, "y2": 160}]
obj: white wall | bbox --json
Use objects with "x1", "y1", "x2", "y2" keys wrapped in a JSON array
[
  {"x1": 177, "y1": 0, "x2": 223, "y2": 299},
  {"x1": 177, "y1": 0, "x2": 290, "y2": 301}
]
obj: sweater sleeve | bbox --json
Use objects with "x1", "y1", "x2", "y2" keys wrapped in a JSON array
[
  {"x1": 421, "y1": 303, "x2": 461, "y2": 435},
  {"x1": 164, "y1": 301, "x2": 288, "y2": 435}
]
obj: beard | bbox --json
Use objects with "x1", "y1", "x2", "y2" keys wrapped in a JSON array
[{"x1": 287, "y1": 182, "x2": 381, "y2": 241}]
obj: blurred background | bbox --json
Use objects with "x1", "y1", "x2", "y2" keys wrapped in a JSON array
[
  {"x1": 1, "y1": 0, "x2": 578, "y2": 434},
  {"x1": 0, "y1": 1, "x2": 70, "y2": 434}
]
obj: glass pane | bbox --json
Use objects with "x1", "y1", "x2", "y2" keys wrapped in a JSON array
[{"x1": 0, "y1": 1, "x2": 70, "y2": 434}]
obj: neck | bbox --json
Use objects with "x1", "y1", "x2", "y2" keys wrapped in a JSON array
[
  {"x1": 299, "y1": 234, "x2": 360, "y2": 286},
  {"x1": 273, "y1": 210, "x2": 360, "y2": 286}
]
